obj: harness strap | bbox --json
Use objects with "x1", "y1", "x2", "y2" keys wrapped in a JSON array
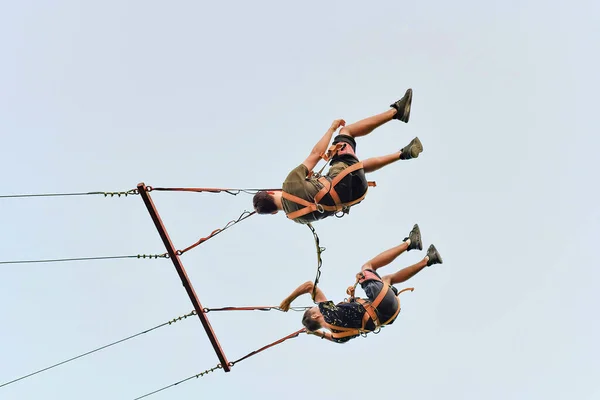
[
  {"x1": 281, "y1": 191, "x2": 314, "y2": 208},
  {"x1": 281, "y1": 192, "x2": 319, "y2": 220},
  {"x1": 320, "y1": 321, "x2": 364, "y2": 339},
  {"x1": 313, "y1": 142, "x2": 346, "y2": 177},
  {"x1": 317, "y1": 176, "x2": 342, "y2": 208},
  {"x1": 314, "y1": 176, "x2": 336, "y2": 206},
  {"x1": 327, "y1": 162, "x2": 364, "y2": 212},
  {"x1": 357, "y1": 299, "x2": 379, "y2": 329},
  {"x1": 283, "y1": 161, "x2": 369, "y2": 221},
  {"x1": 323, "y1": 285, "x2": 414, "y2": 340},
  {"x1": 313, "y1": 162, "x2": 364, "y2": 204},
  {"x1": 330, "y1": 162, "x2": 364, "y2": 188},
  {"x1": 357, "y1": 278, "x2": 390, "y2": 329},
  {"x1": 320, "y1": 142, "x2": 345, "y2": 162},
  {"x1": 285, "y1": 201, "x2": 351, "y2": 220}
]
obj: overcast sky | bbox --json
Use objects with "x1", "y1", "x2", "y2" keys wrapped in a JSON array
[{"x1": 1, "y1": 1, "x2": 598, "y2": 399}]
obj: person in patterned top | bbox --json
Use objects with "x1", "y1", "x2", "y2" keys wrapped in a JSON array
[{"x1": 279, "y1": 224, "x2": 443, "y2": 343}]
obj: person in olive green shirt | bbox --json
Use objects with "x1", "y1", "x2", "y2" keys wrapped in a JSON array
[{"x1": 253, "y1": 89, "x2": 424, "y2": 224}]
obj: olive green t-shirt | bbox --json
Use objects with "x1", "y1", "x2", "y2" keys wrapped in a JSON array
[{"x1": 281, "y1": 162, "x2": 349, "y2": 224}]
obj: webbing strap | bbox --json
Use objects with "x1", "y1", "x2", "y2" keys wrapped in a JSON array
[
  {"x1": 322, "y1": 286, "x2": 414, "y2": 339},
  {"x1": 371, "y1": 282, "x2": 390, "y2": 309},
  {"x1": 283, "y1": 161, "x2": 369, "y2": 221},
  {"x1": 281, "y1": 191, "x2": 314, "y2": 208},
  {"x1": 357, "y1": 281, "x2": 389, "y2": 329},
  {"x1": 314, "y1": 176, "x2": 333, "y2": 205},
  {"x1": 320, "y1": 322, "x2": 363, "y2": 339},
  {"x1": 284, "y1": 203, "x2": 317, "y2": 220},
  {"x1": 325, "y1": 161, "x2": 368, "y2": 213},
  {"x1": 282, "y1": 192, "x2": 319, "y2": 220},
  {"x1": 329, "y1": 187, "x2": 342, "y2": 208},
  {"x1": 330, "y1": 162, "x2": 363, "y2": 187},
  {"x1": 358, "y1": 300, "x2": 379, "y2": 329},
  {"x1": 320, "y1": 142, "x2": 345, "y2": 162},
  {"x1": 312, "y1": 143, "x2": 345, "y2": 177}
]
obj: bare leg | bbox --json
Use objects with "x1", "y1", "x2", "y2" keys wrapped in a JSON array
[
  {"x1": 382, "y1": 257, "x2": 428, "y2": 286},
  {"x1": 362, "y1": 136, "x2": 423, "y2": 173},
  {"x1": 361, "y1": 241, "x2": 410, "y2": 272},
  {"x1": 339, "y1": 109, "x2": 396, "y2": 138},
  {"x1": 362, "y1": 151, "x2": 401, "y2": 173}
]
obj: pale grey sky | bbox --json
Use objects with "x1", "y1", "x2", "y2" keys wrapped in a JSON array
[{"x1": 1, "y1": 1, "x2": 599, "y2": 399}]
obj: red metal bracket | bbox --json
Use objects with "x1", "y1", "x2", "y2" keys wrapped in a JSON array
[{"x1": 137, "y1": 182, "x2": 231, "y2": 372}]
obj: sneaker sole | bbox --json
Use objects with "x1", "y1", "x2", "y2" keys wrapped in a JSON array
[
  {"x1": 410, "y1": 137, "x2": 423, "y2": 158},
  {"x1": 411, "y1": 224, "x2": 423, "y2": 250},
  {"x1": 428, "y1": 245, "x2": 443, "y2": 266},
  {"x1": 402, "y1": 89, "x2": 413, "y2": 122}
]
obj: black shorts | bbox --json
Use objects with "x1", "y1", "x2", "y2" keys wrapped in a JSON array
[
  {"x1": 325, "y1": 135, "x2": 368, "y2": 204},
  {"x1": 331, "y1": 134, "x2": 359, "y2": 165},
  {"x1": 360, "y1": 269, "x2": 400, "y2": 326}
]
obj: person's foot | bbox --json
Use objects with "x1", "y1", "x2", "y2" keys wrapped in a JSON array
[
  {"x1": 390, "y1": 88, "x2": 413, "y2": 122},
  {"x1": 399, "y1": 137, "x2": 423, "y2": 160},
  {"x1": 404, "y1": 224, "x2": 423, "y2": 251},
  {"x1": 426, "y1": 244, "x2": 443, "y2": 266}
]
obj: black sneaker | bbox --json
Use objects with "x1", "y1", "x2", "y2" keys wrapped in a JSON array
[
  {"x1": 399, "y1": 137, "x2": 423, "y2": 160},
  {"x1": 390, "y1": 88, "x2": 413, "y2": 123},
  {"x1": 403, "y1": 224, "x2": 423, "y2": 251},
  {"x1": 426, "y1": 244, "x2": 443, "y2": 266}
]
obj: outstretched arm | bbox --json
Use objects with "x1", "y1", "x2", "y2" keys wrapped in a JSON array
[
  {"x1": 280, "y1": 281, "x2": 327, "y2": 311},
  {"x1": 302, "y1": 119, "x2": 345, "y2": 172}
]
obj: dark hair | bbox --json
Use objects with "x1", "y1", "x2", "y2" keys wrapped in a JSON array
[
  {"x1": 302, "y1": 309, "x2": 322, "y2": 331},
  {"x1": 253, "y1": 191, "x2": 278, "y2": 214}
]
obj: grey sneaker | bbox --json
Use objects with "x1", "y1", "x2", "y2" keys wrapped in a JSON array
[
  {"x1": 390, "y1": 88, "x2": 413, "y2": 123},
  {"x1": 426, "y1": 244, "x2": 443, "y2": 266},
  {"x1": 399, "y1": 137, "x2": 423, "y2": 160},
  {"x1": 404, "y1": 224, "x2": 423, "y2": 251}
]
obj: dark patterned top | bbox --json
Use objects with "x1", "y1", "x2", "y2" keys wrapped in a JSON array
[{"x1": 318, "y1": 300, "x2": 376, "y2": 343}]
